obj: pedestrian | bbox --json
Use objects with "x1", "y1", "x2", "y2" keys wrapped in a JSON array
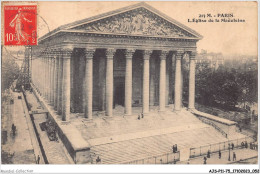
[
  {"x1": 241, "y1": 142, "x2": 244, "y2": 148},
  {"x1": 231, "y1": 143, "x2": 234, "y2": 150},
  {"x1": 207, "y1": 150, "x2": 211, "y2": 158},
  {"x1": 233, "y1": 152, "x2": 236, "y2": 161},
  {"x1": 96, "y1": 156, "x2": 101, "y2": 164},
  {"x1": 175, "y1": 144, "x2": 178, "y2": 152},
  {"x1": 141, "y1": 113, "x2": 144, "y2": 118},
  {"x1": 203, "y1": 156, "x2": 207, "y2": 164},
  {"x1": 37, "y1": 155, "x2": 40, "y2": 164},
  {"x1": 218, "y1": 150, "x2": 221, "y2": 159},
  {"x1": 245, "y1": 141, "x2": 248, "y2": 149},
  {"x1": 11, "y1": 124, "x2": 16, "y2": 136}
]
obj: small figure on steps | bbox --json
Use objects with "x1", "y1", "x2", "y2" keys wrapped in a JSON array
[
  {"x1": 203, "y1": 156, "x2": 207, "y2": 164},
  {"x1": 207, "y1": 150, "x2": 211, "y2": 158},
  {"x1": 96, "y1": 156, "x2": 101, "y2": 164},
  {"x1": 233, "y1": 152, "x2": 236, "y2": 161},
  {"x1": 37, "y1": 155, "x2": 40, "y2": 164},
  {"x1": 231, "y1": 143, "x2": 234, "y2": 150}
]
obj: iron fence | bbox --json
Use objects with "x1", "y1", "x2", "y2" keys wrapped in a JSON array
[
  {"x1": 123, "y1": 151, "x2": 180, "y2": 164},
  {"x1": 196, "y1": 116, "x2": 228, "y2": 138},
  {"x1": 189, "y1": 136, "x2": 255, "y2": 158}
]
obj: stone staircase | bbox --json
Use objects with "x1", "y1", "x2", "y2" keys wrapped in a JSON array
[
  {"x1": 72, "y1": 107, "x2": 249, "y2": 164},
  {"x1": 75, "y1": 108, "x2": 203, "y2": 140},
  {"x1": 90, "y1": 126, "x2": 228, "y2": 164}
]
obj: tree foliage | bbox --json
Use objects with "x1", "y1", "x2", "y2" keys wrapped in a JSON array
[
  {"x1": 193, "y1": 63, "x2": 257, "y2": 110},
  {"x1": 2, "y1": 54, "x2": 20, "y2": 92}
]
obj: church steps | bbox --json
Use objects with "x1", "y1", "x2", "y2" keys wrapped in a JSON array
[{"x1": 90, "y1": 126, "x2": 229, "y2": 164}]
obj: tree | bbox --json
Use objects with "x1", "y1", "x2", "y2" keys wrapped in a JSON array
[
  {"x1": 1, "y1": 53, "x2": 20, "y2": 93},
  {"x1": 195, "y1": 59, "x2": 257, "y2": 110}
]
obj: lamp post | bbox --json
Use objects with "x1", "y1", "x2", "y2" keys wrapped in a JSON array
[{"x1": 228, "y1": 143, "x2": 231, "y2": 161}]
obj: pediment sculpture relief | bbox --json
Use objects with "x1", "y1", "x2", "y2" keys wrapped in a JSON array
[{"x1": 74, "y1": 9, "x2": 193, "y2": 38}]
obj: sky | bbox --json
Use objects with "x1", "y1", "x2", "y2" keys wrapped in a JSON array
[{"x1": 27, "y1": 1, "x2": 259, "y2": 56}]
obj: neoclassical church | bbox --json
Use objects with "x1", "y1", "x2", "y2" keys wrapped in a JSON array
[
  {"x1": 29, "y1": 2, "x2": 247, "y2": 164},
  {"x1": 31, "y1": 2, "x2": 201, "y2": 121}
]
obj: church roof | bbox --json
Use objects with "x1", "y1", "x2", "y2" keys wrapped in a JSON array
[{"x1": 39, "y1": 2, "x2": 202, "y2": 42}]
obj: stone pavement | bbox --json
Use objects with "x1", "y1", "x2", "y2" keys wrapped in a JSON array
[
  {"x1": 1, "y1": 91, "x2": 35, "y2": 164},
  {"x1": 178, "y1": 148, "x2": 258, "y2": 164}
]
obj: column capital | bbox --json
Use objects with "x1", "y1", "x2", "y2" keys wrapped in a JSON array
[
  {"x1": 51, "y1": 50, "x2": 61, "y2": 58},
  {"x1": 143, "y1": 50, "x2": 152, "y2": 60},
  {"x1": 189, "y1": 52, "x2": 196, "y2": 60},
  {"x1": 160, "y1": 50, "x2": 170, "y2": 60},
  {"x1": 85, "y1": 48, "x2": 96, "y2": 59},
  {"x1": 60, "y1": 48, "x2": 73, "y2": 59},
  {"x1": 125, "y1": 49, "x2": 135, "y2": 59},
  {"x1": 105, "y1": 48, "x2": 116, "y2": 59},
  {"x1": 42, "y1": 51, "x2": 49, "y2": 57},
  {"x1": 175, "y1": 50, "x2": 185, "y2": 60},
  {"x1": 49, "y1": 51, "x2": 57, "y2": 58}
]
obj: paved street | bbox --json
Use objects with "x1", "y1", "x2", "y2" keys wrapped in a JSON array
[
  {"x1": 1, "y1": 91, "x2": 36, "y2": 164},
  {"x1": 25, "y1": 91, "x2": 73, "y2": 164}
]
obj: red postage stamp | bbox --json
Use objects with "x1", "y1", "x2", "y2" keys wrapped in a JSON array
[{"x1": 4, "y1": 5, "x2": 37, "y2": 46}]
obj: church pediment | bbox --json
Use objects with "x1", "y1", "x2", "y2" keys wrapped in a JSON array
[
  {"x1": 68, "y1": 6, "x2": 200, "y2": 39},
  {"x1": 40, "y1": 3, "x2": 202, "y2": 42}
]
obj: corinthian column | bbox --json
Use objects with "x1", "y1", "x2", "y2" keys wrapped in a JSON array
[
  {"x1": 44, "y1": 56, "x2": 47, "y2": 99},
  {"x1": 105, "y1": 48, "x2": 116, "y2": 117},
  {"x1": 142, "y1": 50, "x2": 152, "y2": 114},
  {"x1": 84, "y1": 48, "x2": 95, "y2": 119},
  {"x1": 47, "y1": 56, "x2": 51, "y2": 103},
  {"x1": 54, "y1": 53, "x2": 59, "y2": 110},
  {"x1": 174, "y1": 51, "x2": 183, "y2": 111},
  {"x1": 124, "y1": 49, "x2": 135, "y2": 115},
  {"x1": 188, "y1": 52, "x2": 196, "y2": 109},
  {"x1": 61, "y1": 49, "x2": 72, "y2": 121},
  {"x1": 57, "y1": 55, "x2": 63, "y2": 115},
  {"x1": 50, "y1": 55, "x2": 55, "y2": 105},
  {"x1": 159, "y1": 50, "x2": 168, "y2": 112}
]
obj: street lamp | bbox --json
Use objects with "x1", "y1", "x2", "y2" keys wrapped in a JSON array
[{"x1": 228, "y1": 143, "x2": 231, "y2": 161}]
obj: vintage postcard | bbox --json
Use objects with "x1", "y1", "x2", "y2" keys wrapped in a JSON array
[{"x1": 1, "y1": 1, "x2": 258, "y2": 173}]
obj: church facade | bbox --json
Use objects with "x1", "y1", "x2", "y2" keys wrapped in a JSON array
[{"x1": 31, "y1": 2, "x2": 202, "y2": 121}]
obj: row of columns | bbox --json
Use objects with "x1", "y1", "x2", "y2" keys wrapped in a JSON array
[
  {"x1": 32, "y1": 48, "x2": 196, "y2": 122},
  {"x1": 32, "y1": 50, "x2": 72, "y2": 121}
]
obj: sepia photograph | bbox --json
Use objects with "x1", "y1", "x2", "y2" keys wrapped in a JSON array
[{"x1": 1, "y1": 1, "x2": 258, "y2": 173}]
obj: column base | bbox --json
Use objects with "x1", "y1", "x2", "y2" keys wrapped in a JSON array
[
  {"x1": 61, "y1": 121, "x2": 71, "y2": 125},
  {"x1": 142, "y1": 113, "x2": 150, "y2": 117},
  {"x1": 82, "y1": 118, "x2": 93, "y2": 122},
  {"x1": 158, "y1": 110, "x2": 166, "y2": 113},
  {"x1": 124, "y1": 113, "x2": 132, "y2": 117},
  {"x1": 188, "y1": 108, "x2": 195, "y2": 111}
]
